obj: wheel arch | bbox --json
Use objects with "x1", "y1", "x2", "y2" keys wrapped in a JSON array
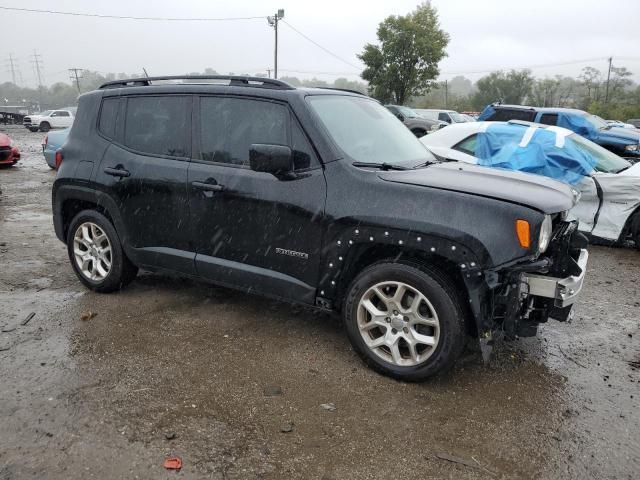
[{"x1": 321, "y1": 232, "x2": 479, "y2": 335}]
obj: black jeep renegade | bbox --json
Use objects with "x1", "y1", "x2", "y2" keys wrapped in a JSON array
[{"x1": 52, "y1": 75, "x2": 588, "y2": 381}]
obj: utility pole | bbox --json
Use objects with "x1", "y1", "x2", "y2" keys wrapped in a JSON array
[
  {"x1": 30, "y1": 51, "x2": 45, "y2": 111},
  {"x1": 267, "y1": 9, "x2": 284, "y2": 79},
  {"x1": 604, "y1": 56, "x2": 613, "y2": 104},
  {"x1": 266, "y1": 68, "x2": 271, "y2": 79},
  {"x1": 31, "y1": 50, "x2": 44, "y2": 88},
  {"x1": 69, "y1": 68, "x2": 83, "y2": 93},
  {"x1": 444, "y1": 79, "x2": 448, "y2": 108},
  {"x1": 7, "y1": 54, "x2": 17, "y2": 85}
]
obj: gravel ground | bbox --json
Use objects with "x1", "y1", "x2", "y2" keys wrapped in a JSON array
[{"x1": 1, "y1": 125, "x2": 638, "y2": 479}]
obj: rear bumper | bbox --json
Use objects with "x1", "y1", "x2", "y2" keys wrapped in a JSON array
[{"x1": 522, "y1": 248, "x2": 588, "y2": 308}]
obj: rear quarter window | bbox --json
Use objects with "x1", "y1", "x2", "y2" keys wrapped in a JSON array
[{"x1": 98, "y1": 98, "x2": 119, "y2": 139}]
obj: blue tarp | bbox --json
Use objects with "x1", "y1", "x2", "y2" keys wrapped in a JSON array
[
  {"x1": 477, "y1": 104, "x2": 495, "y2": 121},
  {"x1": 556, "y1": 112, "x2": 599, "y2": 141},
  {"x1": 474, "y1": 123, "x2": 597, "y2": 185}
]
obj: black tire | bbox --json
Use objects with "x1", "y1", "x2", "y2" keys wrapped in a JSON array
[
  {"x1": 39, "y1": 122, "x2": 50, "y2": 132},
  {"x1": 343, "y1": 261, "x2": 466, "y2": 381},
  {"x1": 28, "y1": 127, "x2": 39, "y2": 133},
  {"x1": 631, "y1": 213, "x2": 640, "y2": 250},
  {"x1": 411, "y1": 128, "x2": 427, "y2": 138},
  {"x1": 66, "y1": 210, "x2": 138, "y2": 293}
]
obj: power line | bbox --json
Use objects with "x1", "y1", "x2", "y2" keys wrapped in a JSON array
[
  {"x1": 0, "y1": 5, "x2": 265, "y2": 22},
  {"x1": 280, "y1": 20, "x2": 361, "y2": 71},
  {"x1": 441, "y1": 57, "x2": 609, "y2": 75}
]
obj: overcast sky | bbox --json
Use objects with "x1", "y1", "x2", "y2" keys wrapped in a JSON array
[{"x1": 1, "y1": 0, "x2": 639, "y2": 87}]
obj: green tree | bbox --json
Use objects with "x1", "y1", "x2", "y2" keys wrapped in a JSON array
[
  {"x1": 471, "y1": 69, "x2": 534, "y2": 109},
  {"x1": 358, "y1": 2, "x2": 449, "y2": 104}
]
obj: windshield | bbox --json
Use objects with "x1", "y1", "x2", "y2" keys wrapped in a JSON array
[
  {"x1": 449, "y1": 112, "x2": 466, "y2": 123},
  {"x1": 37, "y1": 110, "x2": 52, "y2": 116},
  {"x1": 568, "y1": 133, "x2": 632, "y2": 173},
  {"x1": 308, "y1": 95, "x2": 436, "y2": 166},
  {"x1": 396, "y1": 106, "x2": 419, "y2": 118},
  {"x1": 585, "y1": 114, "x2": 609, "y2": 130}
]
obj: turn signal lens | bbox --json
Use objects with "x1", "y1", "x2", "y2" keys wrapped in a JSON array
[
  {"x1": 54, "y1": 150, "x2": 63, "y2": 169},
  {"x1": 516, "y1": 220, "x2": 531, "y2": 249}
]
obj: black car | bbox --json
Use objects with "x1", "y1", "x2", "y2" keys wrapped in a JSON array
[
  {"x1": 385, "y1": 105, "x2": 445, "y2": 137},
  {"x1": 52, "y1": 76, "x2": 588, "y2": 381}
]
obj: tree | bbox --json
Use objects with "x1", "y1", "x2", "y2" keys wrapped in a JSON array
[
  {"x1": 579, "y1": 66, "x2": 602, "y2": 104},
  {"x1": 530, "y1": 77, "x2": 561, "y2": 107},
  {"x1": 471, "y1": 69, "x2": 534, "y2": 109},
  {"x1": 358, "y1": 2, "x2": 449, "y2": 105}
]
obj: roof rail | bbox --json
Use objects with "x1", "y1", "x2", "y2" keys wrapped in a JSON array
[
  {"x1": 99, "y1": 75, "x2": 294, "y2": 90},
  {"x1": 314, "y1": 86, "x2": 367, "y2": 96}
]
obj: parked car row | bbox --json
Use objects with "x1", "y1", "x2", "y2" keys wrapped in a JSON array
[
  {"x1": 479, "y1": 103, "x2": 640, "y2": 161},
  {"x1": 420, "y1": 121, "x2": 640, "y2": 248}
]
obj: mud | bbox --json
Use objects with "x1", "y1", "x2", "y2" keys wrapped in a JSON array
[{"x1": 1, "y1": 125, "x2": 638, "y2": 479}]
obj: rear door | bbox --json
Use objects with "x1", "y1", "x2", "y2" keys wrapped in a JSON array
[
  {"x1": 50, "y1": 111, "x2": 72, "y2": 128},
  {"x1": 187, "y1": 95, "x2": 327, "y2": 303},
  {"x1": 94, "y1": 95, "x2": 195, "y2": 273}
]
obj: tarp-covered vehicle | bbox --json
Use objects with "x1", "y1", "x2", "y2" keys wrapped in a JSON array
[{"x1": 420, "y1": 121, "x2": 640, "y2": 248}]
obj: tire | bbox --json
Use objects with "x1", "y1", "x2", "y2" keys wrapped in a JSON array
[
  {"x1": 411, "y1": 128, "x2": 427, "y2": 138},
  {"x1": 343, "y1": 261, "x2": 466, "y2": 381},
  {"x1": 39, "y1": 122, "x2": 51, "y2": 132},
  {"x1": 29, "y1": 127, "x2": 39, "y2": 133},
  {"x1": 631, "y1": 213, "x2": 640, "y2": 250},
  {"x1": 66, "y1": 210, "x2": 138, "y2": 293}
]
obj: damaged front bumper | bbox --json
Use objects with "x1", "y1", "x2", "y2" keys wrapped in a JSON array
[
  {"x1": 522, "y1": 248, "x2": 588, "y2": 308},
  {"x1": 466, "y1": 220, "x2": 589, "y2": 358}
]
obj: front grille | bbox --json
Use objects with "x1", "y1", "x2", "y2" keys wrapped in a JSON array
[
  {"x1": 23, "y1": 117, "x2": 32, "y2": 124},
  {"x1": 0, "y1": 146, "x2": 11, "y2": 161}
]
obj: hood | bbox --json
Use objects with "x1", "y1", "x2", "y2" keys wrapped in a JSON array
[
  {"x1": 619, "y1": 161, "x2": 640, "y2": 177},
  {"x1": 0, "y1": 133, "x2": 11, "y2": 147},
  {"x1": 598, "y1": 127, "x2": 640, "y2": 144},
  {"x1": 379, "y1": 162, "x2": 578, "y2": 214}
]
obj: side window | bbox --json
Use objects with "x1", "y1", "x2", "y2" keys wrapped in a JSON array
[
  {"x1": 539, "y1": 113, "x2": 559, "y2": 126},
  {"x1": 438, "y1": 112, "x2": 449, "y2": 122},
  {"x1": 291, "y1": 119, "x2": 319, "y2": 170},
  {"x1": 124, "y1": 96, "x2": 189, "y2": 157},
  {"x1": 57, "y1": 111, "x2": 70, "y2": 117},
  {"x1": 99, "y1": 98, "x2": 119, "y2": 139},
  {"x1": 200, "y1": 97, "x2": 287, "y2": 166},
  {"x1": 454, "y1": 134, "x2": 478, "y2": 155},
  {"x1": 490, "y1": 109, "x2": 536, "y2": 122},
  {"x1": 50, "y1": 112, "x2": 59, "y2": 117}
]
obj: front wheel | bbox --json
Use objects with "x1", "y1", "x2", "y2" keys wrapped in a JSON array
[
  {"x1": 631, "y1": 213, "x2": 640, "y2": 250},
  {"x1": 66, "y1": 210, "x2": 138, "y2": 292},
  {"x1": 39, "y1": 122, "x2": 50, "y2": 132},
  {"x1": 343, "y1": 262, "x2": 466, "y2": 381}
]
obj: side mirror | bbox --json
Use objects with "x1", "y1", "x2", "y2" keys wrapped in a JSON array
[
  {"x1": 249, "y1": 144, "x2": 293, "y2": 176},
  {"x1": 395, "y1": 113, "x2": 405, "y2": 122}
]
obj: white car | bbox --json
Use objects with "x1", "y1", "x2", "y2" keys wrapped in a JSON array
[
  {"x1": 23, "y1": 109, "x2": 75, "y2": 133},
  {"x1": 414, "y1": 109, "x2": 469, "y2": 125},
  {"x1": 421, "y1": 121, "x2": 640, "y2": 247}
]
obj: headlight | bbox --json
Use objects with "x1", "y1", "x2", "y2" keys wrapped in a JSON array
[
  {"x1": 625, "y1": 143, "x2": 639, "y2": 152},
  {"x1": 538, "y1": 215, "x2": 553, "y2": 254}
]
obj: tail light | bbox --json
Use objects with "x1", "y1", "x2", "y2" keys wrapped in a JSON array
[
  {"x1": 55, "y1": 150, "x2": 64, "y2": 169},
  {"x1": 43, "y1": 135, "x2": 48, "y2": 145}
]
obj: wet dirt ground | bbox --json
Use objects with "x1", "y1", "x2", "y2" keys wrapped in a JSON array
[{"x1": 0, "y1": 125, "x2": 638, "y2": 479}]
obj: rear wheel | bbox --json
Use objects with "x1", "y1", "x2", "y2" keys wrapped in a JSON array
[
  {"x1": 39, "y1": 122, "x2": 50, "y2": 132},
  {"x1": 343, "y1": 261, "x2": 466, "y2": 381},
  {"x1": 66, "y1": 210, "x2": 138, "y2": 292},
  {"x1": 28, "y1": 127, "x2": 39, "y2": 133}
]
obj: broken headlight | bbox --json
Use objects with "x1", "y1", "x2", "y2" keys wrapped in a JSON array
[
  {"x1": 538, "y1": 215, "x2": 553, "y2": 254},
  {"x1": 625, "y1": 143, "x2": 639, "y2": 152}
]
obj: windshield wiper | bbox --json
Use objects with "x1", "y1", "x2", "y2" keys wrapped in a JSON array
[{"x1": 351, "y1": 161, "x2": 410, "y2": 171}]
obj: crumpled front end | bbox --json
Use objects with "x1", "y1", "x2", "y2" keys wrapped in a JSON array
[{"x1": 465, "y1": 219, "x2": 589, "y2": 358}]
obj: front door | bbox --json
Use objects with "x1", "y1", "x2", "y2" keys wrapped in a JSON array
[{"x1": 188, "y1": 95, "x2": 326, "y2": 303}]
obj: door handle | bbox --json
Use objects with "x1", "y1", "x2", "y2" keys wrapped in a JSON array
[
  {"x1": 104, "y1": 167, "x2": 130, "y2": 178},
  {"x1": 192, "y1": 181, "x2": 224, "y2": 192}
]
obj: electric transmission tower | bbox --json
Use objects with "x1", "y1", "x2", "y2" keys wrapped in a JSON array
[
  {"x1": 31, "y1": 50, "x2": 44, "y2": 88},
  {"x1": 6, "y1": 53, "x2": 18, "y2": 85},
  {"x1": 68, "y1": 68, "x2": 83, "y2": 92}
]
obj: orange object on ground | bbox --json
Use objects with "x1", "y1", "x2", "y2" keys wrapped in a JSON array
[{"x1": 163, "y1": 457, "x2": 182, "y2": 470}]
